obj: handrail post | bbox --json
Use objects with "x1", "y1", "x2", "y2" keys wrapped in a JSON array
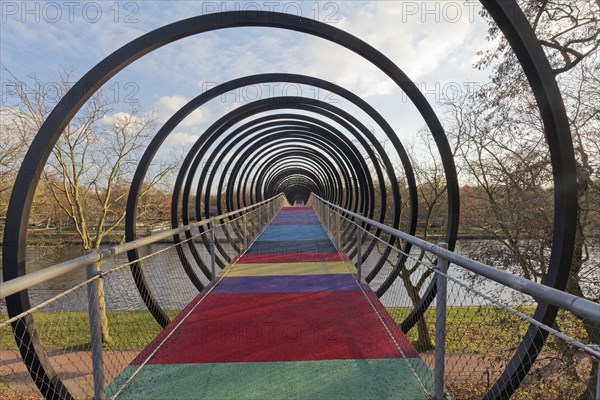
[
  {"x1": 326, "y1": 206, "x2": 330, "y2": 237},
  {"x1": 335, "y1": 211, "x2": 340, "y2": 249},
  {"x1": 272, "y1": 199, "x2": 275, "y2": 219},
  {"x1": 243, "y1": 212, "x2": 248, "y2": 249},
  {"x1": 434, "y1": 243, "x2": 448, "y2": 400},
  {"x1": 356, "y1": 221, "x2": 362, "y2": 282},
  {"x1": 592, "y1": 344, "x2": 600, "y2": 400},
  {"x1": 210, "y1": 217, "x2": 216, "y2": 283},
  {"x1": 86, "y1": 253, "x2": 105, "y2": 400}
]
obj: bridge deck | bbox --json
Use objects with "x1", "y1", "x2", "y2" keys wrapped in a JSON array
[{"x1": 111, "y1": 206, "x2": 431, "y2": 399}]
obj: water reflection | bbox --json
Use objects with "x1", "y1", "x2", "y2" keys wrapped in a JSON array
[{"x1": 1, "y1": 241, "x2": 597, "y2": 313}]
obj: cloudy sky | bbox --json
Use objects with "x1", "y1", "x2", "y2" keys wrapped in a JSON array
[{"x1": 1, "y1": 1, "x2": 492, "y2": 159}]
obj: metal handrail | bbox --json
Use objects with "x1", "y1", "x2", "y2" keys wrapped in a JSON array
[
  {"x1": 310, "y1": 193, "x2": 600, "y2": 323},
  {"x1": 0, "y1": 194, "x2": 284, "y2": 299}
]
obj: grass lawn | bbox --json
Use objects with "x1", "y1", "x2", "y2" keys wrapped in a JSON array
[
  {"x1": 1, "y1": 311, "x2": 178, "y2": 352},
  {"x1": 387, "y1": 306, "x2": 588, "y2": 354},
  {"x1": 387, "y1": 305, "x2": 536, "y2": 353},
  {"x1": 1, "y1": 306, "x2": 588, "y2": 354}
]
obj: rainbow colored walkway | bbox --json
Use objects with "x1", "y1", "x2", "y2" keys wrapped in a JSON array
[{"x1": 111, "y1": 206, "x2": 431, "y2": 399}]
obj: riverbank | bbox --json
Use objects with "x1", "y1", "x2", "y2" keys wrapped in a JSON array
[{"x1": 0, "y1": 230, "x2": 504, "y2": 247}]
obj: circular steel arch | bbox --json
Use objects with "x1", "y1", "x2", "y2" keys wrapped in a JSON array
[
  {"x1": 212, "y1": 127, "x2": 369, "y2": 215},
  {"x1": 268, "y1": 165, "x2": 330, "y2": 198},
  {"x1": 227, "y1": 115, "x2": 378, "y2": 213},
  {"x1": 211, "y1": 128, "x2": 368, "y2": 255},
  {"x1": 173, "y1": 99, "x2": 373, "y2": 268},
  {"x1": 2, "y1": 7, "x2": 577, "y2": 399},
  {"x1": 125, "y1": 74, "x2": 404, "y2": 329},
  {"x1": 221, "y1": 124, "x2": 367, "y2": 213},
  {"x1": 270, "y1": 169, "x2": 325, "y2": 198},
  {"x1": 201, "y1": 116, "x2": 377, "y2": 214},
  {"x1": 258, "y1": 152, "x2": 341, "y2": 203},
  {"x1": 176, "y1": 98, "x2": 406, "y2": 283},
  {"x1": 193, "y1": 122, "x2": 364, "y2": 220},
  {"x1": 223, "y1": 112, "x2": 388, "y2": 216},
  {"x1": 213, "y1": 145, "x2": 347, "y2": 254},
  {"x1": 120, "y1": 73, "x2": 416, "y2": 307},
  {"x1": 202, "y1": 99, "x2": 412, "y2": 285},
  {"x1": 276, "y1": 175, "x2": 319, "y2": 201},
  {"x1": 225, "y1": 130, "x2": 374, "y2": 257},
  {"x1": 226, "y1": 120, "x2": 374, "y2": 215},
  {"x1": 230, "y1": 134, "x2": 362, "y2": 212},
  {"x1": 210, "y1": 128, "x2": 367, "y2": 252},
  {"x1": 180, "y1": 104, "x2": 381, "y2": 267},
  {"x1": 478, "y1": 2, "x2": 577, "y2": 397}
]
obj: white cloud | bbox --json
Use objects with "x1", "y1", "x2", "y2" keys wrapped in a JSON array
[
  {"x1": 164, "y1": 131, "x2": 201, "y2": 145},
  {"x1": 292, "y1": 1, "x2": 487, "y2": 99},
  {"x1": 2, "y1": 0, "x2": 492, "y2": 149},
  {"x1": 101, "y1": 111, "x2": 146, "y2": 133},
  {"x1": 155, "y1": 95, "x2": 210, "y2": 127}
]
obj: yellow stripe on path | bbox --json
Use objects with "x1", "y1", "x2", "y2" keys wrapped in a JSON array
[{"x1": 224, "y1": 262, "x2": 356, "y2": 277}]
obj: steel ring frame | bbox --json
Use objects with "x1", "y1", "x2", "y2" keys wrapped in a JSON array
[
  {"x1": 209, "y1": 126, "x2": 370, "y2": 255},
  {"x1": 225, "y1": 117, "x2": 377, "y2": 214},
  {"x1": 124, "y1": 76, "x2": 400, "y2": 329},
  {"x1": 125, "y1": 73, "x2": 414, "y2": 301},
  {"x1": 2, "y1": 7, "x2": 576, "y2": 399},
  {"x1": 225, "y1": 112, "x2": 383, "y2": 213},
  {"x1": 183, "y1": 105, "x2": 378, "y2": 268},
  {"x1": 210, "y1": 125, "x2": 370, "y2": 215},
  {"x1": 221, "y1": 120, "x2": 385, "y2": 261},
  {"x1": 177, "y1": 98, "x2": 406, "y2": 282},
  {"x1": 213, "y1": 133, "x2": 358, "y2": 253}
]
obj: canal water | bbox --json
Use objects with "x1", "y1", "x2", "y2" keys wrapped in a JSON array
[{"x1": 0, "y1": 241, "x2": 597, "y2": 313}]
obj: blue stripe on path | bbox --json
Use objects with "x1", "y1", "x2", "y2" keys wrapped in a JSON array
[
  {"x1": 247, "y1": 240, "x2": 337, "y2": 254},
  {"x1": 258, "y1": 225, "x2": 329, "y2": 241},
  {"x1": 213, "y1": 274, "x2": 360, "y2": 294}
]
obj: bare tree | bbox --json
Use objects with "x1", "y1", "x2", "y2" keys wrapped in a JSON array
[
  {"x1": 447, "y1": 88, "x2": 556, "y2": 280},
  {"x1": 469, "y1": 0, "x2": 600, "y2": 304},
  {"x1": 3, "y1": 68, "x2": 179, "y2": 342},
  {"x1": 371, "y1": 132, "x2": 453, "y2": 351},
  {"x1": 476, "y1": 0, "x2": 599, "y2": 81},
  {"x1": 0, "y1": 106, "x2": 32, "y2": 219},
  {"x1": 401, "y1": 130, "x2": 452, "y2": 351},
  {"x1": 448, "y1": 1, "x2": 600, "y2": 395}
]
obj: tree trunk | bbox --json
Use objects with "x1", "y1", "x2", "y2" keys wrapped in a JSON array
[
  {"x1": 95, "y1": 262, "x2": 111, "y2": 343},
  {"x1": 401, "y1": 268, "x2": 435, "y2": 351},
  {"x1": 577, "y1": 324, "x2": 599, "y2": 400},
  {"x1": 88, "y1": 248, "x2": 111, "y2": 343},
  {"x1": 416, "y1": 315, "x2": 434, "y2": 352},
  {"x1": 569, "y1": 169, "x2": 597, "y2": 400}
]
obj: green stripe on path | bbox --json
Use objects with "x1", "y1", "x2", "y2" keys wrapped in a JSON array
[{"x1": 110, "y1": 358, "x2": 431, "y2": 399}]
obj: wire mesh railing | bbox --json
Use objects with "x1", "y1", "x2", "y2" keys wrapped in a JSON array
[
  {"x1": 309, "y1": 194, "x2": 600, "y2": 400},
  {"x1": 0, "y1": 194, "x2": 287, "y2": 400}
]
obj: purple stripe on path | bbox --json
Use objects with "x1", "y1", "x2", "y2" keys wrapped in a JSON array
[
  {"x1": 212, "y1": 274, "x2": 360, "y2": 294},
  {"x1": 247, "y1": 240, "x2": 337, "y2": 254},
  {"x1": 272, "y1": 215, "x2": 318, "y2": 219},
  {"x1": 271, "y1": 217, "x2": 321, "y2": 225},
  {"x1": 270, "y1": 220, "x2": 320, "y2": 225}
]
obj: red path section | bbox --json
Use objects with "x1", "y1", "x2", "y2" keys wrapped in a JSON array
[{"x1": 113, "y1": 206, "x2": 430, "y2": 399}]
